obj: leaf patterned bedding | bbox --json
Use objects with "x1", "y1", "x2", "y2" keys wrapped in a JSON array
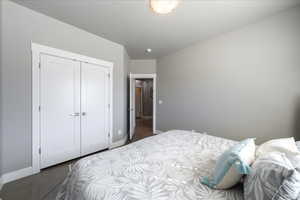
[{"x1": 56, "y1": 130, "x2": 244, "y2": 200}]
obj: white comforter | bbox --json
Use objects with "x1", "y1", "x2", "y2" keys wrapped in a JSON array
[{"x1": 56, "y1": 130, "x2": 244, "y2": 200}]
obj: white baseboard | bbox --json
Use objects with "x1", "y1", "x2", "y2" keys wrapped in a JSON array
[
  {"x1": 110, "y1": 135, "x2": 128, "y2": 149},
  {"x1": 2, "y1": 167, "x2": 33, "y2": 184},
  {"x1": 154, "y1": 130, "x2": 163, "y2": 135}
]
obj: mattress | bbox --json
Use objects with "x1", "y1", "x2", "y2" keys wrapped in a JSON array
[{"x1": 56, "y1": 130, "x2": 244, "y2": 200}]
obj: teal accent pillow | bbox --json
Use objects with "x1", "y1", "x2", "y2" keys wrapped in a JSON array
[{"x1": 202, "y1": 138, "x2": 256, "y2": 189}]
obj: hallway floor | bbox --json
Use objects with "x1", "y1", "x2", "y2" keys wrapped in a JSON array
[{"x1": 131, "y1": 118, "x2": 153, "y2": 142}]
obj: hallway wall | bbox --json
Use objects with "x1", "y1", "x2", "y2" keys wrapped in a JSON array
[{"x1": 135, "y1": 80, "x2": 153, "y2": 118}]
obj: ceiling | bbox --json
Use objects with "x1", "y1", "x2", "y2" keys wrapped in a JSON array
[{"x1": 12, "y1": 0, "x2": 300, "y2": 59}]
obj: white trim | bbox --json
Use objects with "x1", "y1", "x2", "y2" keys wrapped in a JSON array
[
  {"x1": 2, "y1": 167, "x2": 33, "y2": 184},
  {"x1": 130, "y1": 73, "x2": 157, "y2": 79},
  {"x1": 129, "y1": 73, "x2": 157, "y2": 139},
  {"x1": 109, "y1": 135, "x2": 128, "y2": 149},
  {"x1": 109, "y1": 67, "x2": 114, "y2": 149},
  {"x1": 32, "y1": 42, "x2": 114, "y2": 174},
  {"x1": 153, "y1": 130, "x2": 163, "y2": 135}
]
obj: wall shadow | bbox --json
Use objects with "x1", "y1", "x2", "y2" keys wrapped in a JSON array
[{"x1": 293, "y1": 96, "x2": 300, "y2": 141}]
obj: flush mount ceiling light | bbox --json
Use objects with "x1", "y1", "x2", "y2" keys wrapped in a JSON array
[{"x1": 150, "y1": 0, "x2": 180, "y2": 14}]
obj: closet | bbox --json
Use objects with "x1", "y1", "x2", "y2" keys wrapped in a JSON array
[{"x1": 33, "y1": 45, "x2": 112, "y2": 169}]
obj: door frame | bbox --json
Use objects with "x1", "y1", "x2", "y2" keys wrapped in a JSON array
[
  {"x1": 129, "y1": 73, "x2": 157, "y2": 140},
  {"x1": 31, "y1": 43, "x2": 113, "y2": 174}
]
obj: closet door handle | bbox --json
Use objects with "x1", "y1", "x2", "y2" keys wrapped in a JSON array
[
  {"x1": 69, "y1": 113, "x2": 80, "y2": 117},
  {"x1": 82, "y1": 112, "x2": 87, "y2": 116}
]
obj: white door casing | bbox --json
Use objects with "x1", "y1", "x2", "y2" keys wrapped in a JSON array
[
  {"x1": 40, "y1": 54, "x2": 81, "y2": 168},
  {"x1": 81, "y1": 62, "x2": 110, "y2": 156},
  {"x1": 32, "y1": 43, "x2": 113, "y2": 173}
]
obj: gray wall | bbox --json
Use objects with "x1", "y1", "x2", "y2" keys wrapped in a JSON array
[
  {"x1": 157, "y1": 6, "x2": 300, "y2": 144},
  {"x1": 0, "y1": 0, "x2": 3, "y2": 181},
  {"x1": 130, "y1": 59, "x2": 156, "y2": 74},
  {"x1": 1, "y1": 0, "x2": 128, "y2": 174}
]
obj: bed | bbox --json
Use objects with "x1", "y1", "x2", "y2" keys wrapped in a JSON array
[{"x1": 56, "y1": 130, "x2": 244, "y2": 200}]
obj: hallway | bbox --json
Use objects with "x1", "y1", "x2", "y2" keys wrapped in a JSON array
[{"x1": 131, "y1": 119, "x2": 153, "y2": 142}]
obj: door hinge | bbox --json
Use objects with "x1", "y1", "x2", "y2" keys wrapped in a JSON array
[
  {"x1": 108, "y1": 132, "x2": 110, "y2": 137},
  {"x1": 107, "y1": 73, "x2": 110, "y2": 78},
  {"x1": 38, "y1": 148, "x2": 41, "y2": 154},
  {"x1": 108, "y1": 104, "x2": 110, "y2": 109},
  {"x1": 38, "y1": 106, "x2": 41, "y2": 112},
  {"x1": 39, "y1": 62, "x2": 41, "y2": 69}
]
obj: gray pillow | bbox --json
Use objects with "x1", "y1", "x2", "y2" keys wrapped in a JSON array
[
  {"x1": 296, "y1": 141, "x2": 300, "y2": 152},
  {"x1": 244, "y1": 152, "x2": 300, "y2": 200}
]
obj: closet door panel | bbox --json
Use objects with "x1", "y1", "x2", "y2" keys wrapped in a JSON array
[
  {"x1": 40, "y1": 54, "x2": 81, "y2": 169},
  {"x1": 81, "y1": 63, "x2": 109, "y2": 155}
]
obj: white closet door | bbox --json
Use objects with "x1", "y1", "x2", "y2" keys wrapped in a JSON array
[
  {"x1": 81, "y1": 62, "x2": 110, "y2": 156},
  {"x1": 40, "y1": 54, "x2": 81, "y2": 168}
]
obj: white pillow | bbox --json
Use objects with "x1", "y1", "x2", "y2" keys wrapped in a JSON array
[
  {"x1": 256, "y1": 137, "x2": 300, "y2": 167},
  {"x1": 256, "y1": 137, "x2": 299, "y2": 158}
]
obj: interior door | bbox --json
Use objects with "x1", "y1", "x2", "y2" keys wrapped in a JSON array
[
  {"x1": 81, "y1": 62, "x2": 110, "y2": 156},
  {"x1": 40, "y1": 54, "x2": 81, "y2": 169},
  {"x1": 129, "y1": 78, "x2": 136, "y2": 139}
]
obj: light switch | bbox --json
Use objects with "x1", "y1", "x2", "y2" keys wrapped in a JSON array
[{"x1": 158, "y1": 100, "x2": 163, "y2": 104}]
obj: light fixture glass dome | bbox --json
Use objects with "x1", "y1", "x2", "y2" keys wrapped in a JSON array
[{"x1": 150, "y1": 0, "x2": 180, "y2": 14}]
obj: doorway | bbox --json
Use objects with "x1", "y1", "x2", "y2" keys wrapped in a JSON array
[{"x1": 129, "y1": 74, "x2": 157, "y2": 141}]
